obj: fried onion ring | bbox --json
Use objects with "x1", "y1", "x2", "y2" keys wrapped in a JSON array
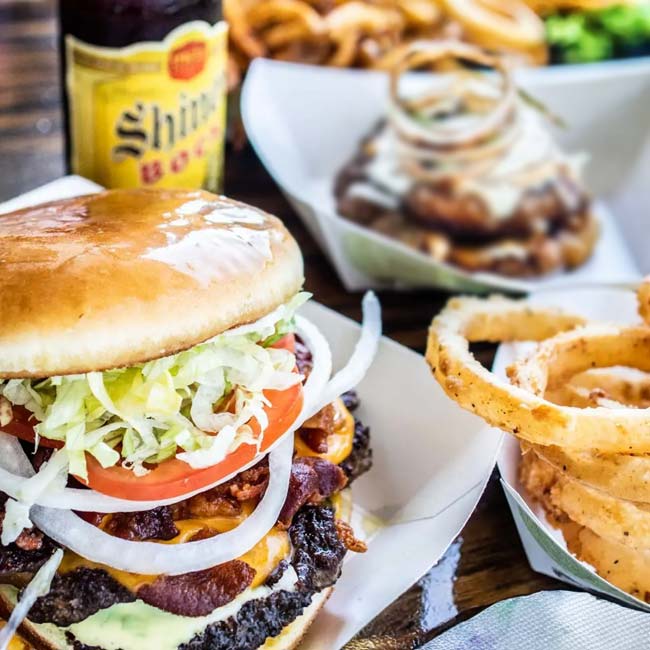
[
  {"x1": 425, "y1": 297, "x2": 619, "y2": 446},
  {"x1": 506, "y1": 324, "x2": 650, "y2": 453},
  {"x1": 520, "y1": 449, "x2": 650, "y2": 601},
  {"x1": 546, "y1": 367, "x2": 650, "y2": 410},
  {"x1": 523, "y1": 447, "x2": 650, "y2": 554},
  {"x1": 540, "y1": 456, "x2": 650, "y2": 552},
  {"x1": 535, "y1": 444, "x2": 650, "y2": 504},
  {"x1": 426, "y1": 296, "x2": 650, "y2": 453},
  {"x1": 566, "y1": 524, "x2": 650, "y2": 602},
  {"x1": 429, "y1": 287, "x2": 650, "y2": 601},
  {"x1": 529, "y1": 368, "x2": 650, "y2": 504},
  {"x1": 638, "y1": 276, "x2": 650, "y2": 325}
]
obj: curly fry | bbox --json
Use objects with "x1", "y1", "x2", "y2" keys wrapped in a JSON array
[
  {"x1": 327, "y1": 29, "x2": 362, "y2": 66},
  {"x1": 224, "y1": 0, "x2": 267, "y2": 59},
  {"x1": 247, "y1": 0, "x2": 326, "y2": 37},
  {"x1": 225, "y1": 0, "x2": 550, "y2": 85},
  {"x1": 325, "y1": 2, "x2": 404, "y2": 66},
  {"x1": 398, "y1": 0, "x2": 443, "y2": 30},
  {"x1": 442, "y1": 0, "x2": 545, "y2": 53},
  {"x1": 264, "y1": 20, "x2": 318, "y2": 48},
  {"x1": 326, "y1": 2, "x2": 404, "y2": 35}
]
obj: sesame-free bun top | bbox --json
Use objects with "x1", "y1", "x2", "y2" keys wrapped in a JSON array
[{"x1": 0, "y1": 189, "x2": 304, "y2": 378}]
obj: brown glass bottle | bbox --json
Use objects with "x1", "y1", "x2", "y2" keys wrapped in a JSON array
[{"x1": 58, "y1": 0, "x2": 227, "y2": 192}]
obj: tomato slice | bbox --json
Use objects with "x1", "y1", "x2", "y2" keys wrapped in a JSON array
[
  {"x1": 0, "y1": 334, "x2": 302, "y2": 500},
  {"x1": 0, "y1": 406, "x2": 62, "y2": 449},
  {"x1": 271, "y1": 333, "x2": 295, "y2": 352},
  {"x1": 84, "y1": 381, "x2": 302, "y2": 500},
  {"x1": 83, "y1": 333, "x2": 302, "y2": 500}
]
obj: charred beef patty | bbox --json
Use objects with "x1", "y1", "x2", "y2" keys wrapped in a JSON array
[
  {"x1": 29, "y1": 569, "x2": 136, "y2": 627},
  {"x1": 178, "y1": 506, "x2": 347, "y2": 650},
  {"x1": 0, "y1": 404, "x2": 371, "y2": 644},
  {"x1": 20, "y1": 446, "x2": 357, "y2": 624},
  {"x1": 67, "y1": 507, "x2": 346, "y2": 650},
  {"x1": 0, "y1": 535, "x2": 59, "y2": 587},
  {"x1": 340, "y1": 420, "x2": 372, "y2": 482}
]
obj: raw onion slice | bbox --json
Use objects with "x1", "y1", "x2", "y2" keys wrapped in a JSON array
[
  {"x1": 309, "y1": 292, "x2": 381, "y2": 416},
  {"x1": 295, "y1": 315, "x2": 333, "y2": 419},
  {"x1": 0, "y1": 317, "x2": 333, "y2": 514},
  {"x1": 30, "y1": 433, "x2": 294, "y2": 575},
  {"x1": 221, "y1": 296, "x2": 302, "y2": 338},
  {"x1": 388, "y1": 41, "x2": 516, "y2": 150},
  {"x1": 0, "y1": 433, "x2": 33, "y2": 477},
  {"x1": 0, "y1": 548, "x2": 62, "y2": 650}
]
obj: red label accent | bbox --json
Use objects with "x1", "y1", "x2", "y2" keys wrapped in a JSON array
[{"x1": 168, "y1": 41, "x2": 207, "y2": 80}]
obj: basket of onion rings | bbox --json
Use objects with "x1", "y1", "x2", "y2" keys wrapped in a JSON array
[{"x1": 426, "y1": 279, "x2": 650, "y2": 607}]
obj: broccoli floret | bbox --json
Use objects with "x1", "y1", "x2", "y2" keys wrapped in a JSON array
[
  {"x1": 600, "y1": 4, "x2": 650, "y2": 44},
  {"x1": 546, "y1": 4, "x2": 650, "y2": 64}
]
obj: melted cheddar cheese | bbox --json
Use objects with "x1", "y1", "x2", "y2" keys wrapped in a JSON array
[
  {"x1": 294, "y1": 398, "x2": 355, "y2": 465},
  {"x1": 58, "y1": 400, "x2": 356, "y2": 596},
  {"x1": 0, "y1": 622, "x2": 29, "y2": 650},
  {"x1": 59, "y1": 525, "x2": 289, "y2": 592}
]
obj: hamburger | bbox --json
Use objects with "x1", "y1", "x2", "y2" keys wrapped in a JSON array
[
  {"x1": 0, "y1": 189, "x2": 379, "y2": 650},
  {"x1": 335, "y1": 41, "x2": 599, "y2": 278}
]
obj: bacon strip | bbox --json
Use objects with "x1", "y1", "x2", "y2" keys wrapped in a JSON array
[
  {"x1": 300, "y1": 402, "x2": 336, "y2": 453},
  {"x1": 278, "y1": 457, "x2": 347, "y2": 528},
  {"x1": 137, "y1": 560, "x2": 255, "y2": 617}
]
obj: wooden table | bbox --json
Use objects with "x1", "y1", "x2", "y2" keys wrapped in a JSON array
[{"x1": 0, "y1": 1, "x2": 562, "y2": 647}]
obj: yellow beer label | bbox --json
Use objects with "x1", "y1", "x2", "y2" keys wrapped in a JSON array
[{"x1": 65, "y1": 21, "x2": 227, "y2": 191}]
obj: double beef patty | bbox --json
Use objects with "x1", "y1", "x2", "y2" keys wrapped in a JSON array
[
  {"x1": 0, "y1": 400, "x2": 372, "y2": 650},
  {"x1": 69, "y1": 506, "x2": 347, "y2": 650}
]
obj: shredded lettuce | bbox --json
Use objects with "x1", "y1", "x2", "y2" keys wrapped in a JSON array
[{"x1": 0, "y1": 293, "x2": 309, "y2": 479}]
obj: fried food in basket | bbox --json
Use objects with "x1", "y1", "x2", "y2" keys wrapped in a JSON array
[
  {"x1": 520, "y1": 449, "x2": 650, "y2": 601},
  {"x1": 426, "y1": 278, "x2": 650, "y2": 602},
  {"x1": 335, "y1": 41, "x2": 598, "y2": 278},
  {"x1": 225, "y1": 0, "x2": 548, "y2": 80},
  {"x1": 225, "y1": 0, "x2": 647, "y2": 85}
]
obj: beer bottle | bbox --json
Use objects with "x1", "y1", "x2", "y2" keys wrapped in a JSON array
[{"x1": 58, "y1": 0, "x2": 227, "y2": 192}]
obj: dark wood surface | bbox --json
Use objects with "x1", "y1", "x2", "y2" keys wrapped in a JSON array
[{"x1": 0, "y1": 1, "x2": 562, "y2": 647}]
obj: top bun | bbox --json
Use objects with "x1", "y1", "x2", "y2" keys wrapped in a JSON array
[{"x1": 0, "y1": 189, "x2": 303, "y2": 378}]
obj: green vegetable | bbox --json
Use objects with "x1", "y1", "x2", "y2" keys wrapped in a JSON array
[
  {"x1": 546, "y1": 13, "x2": 587, "y2": 46},
  {"x1": 600, "y1": 4, "x2": 650, "y2": 43},
  {"x1": 546, "y1": 4, "x2": 650, "y2": 64}
]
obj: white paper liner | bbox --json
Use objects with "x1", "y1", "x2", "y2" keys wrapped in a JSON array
[
  {"x1": 241, "y1": 58, "x2": 649, "y2": 292},
  {"x1": 0, "y1": 176, "x2": 503, "y2": 649}
]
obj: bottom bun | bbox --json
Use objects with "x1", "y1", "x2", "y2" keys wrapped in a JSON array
[
  {"x1": 0, "y1": 587, "x2": 332, "y2": 650},
  {"x1": 260, "y1": 588, "x2": 331, "y2": 650}
]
